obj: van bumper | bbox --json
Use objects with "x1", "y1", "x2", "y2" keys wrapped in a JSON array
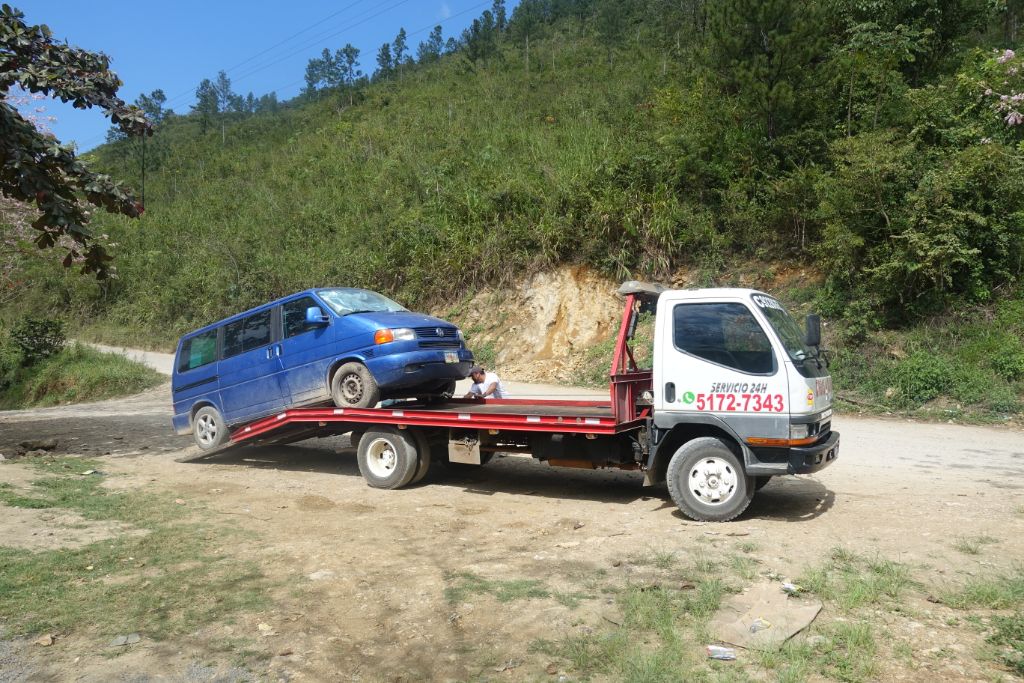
[{"x1": 366, "y1": 349, "x2": 473, "y2": 390}]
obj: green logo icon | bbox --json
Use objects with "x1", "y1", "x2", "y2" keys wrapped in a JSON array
[{"x1": 681, "y1": 391, "x2": 695, "y2": 404}]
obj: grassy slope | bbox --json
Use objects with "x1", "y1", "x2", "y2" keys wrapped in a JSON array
[{"x1": 0, "y1": 344, "x2": 164, "y2": 409}]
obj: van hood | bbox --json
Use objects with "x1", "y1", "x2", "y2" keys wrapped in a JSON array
[{"x1": 343, "y1": 310, "x2": 459, "y2": 331}]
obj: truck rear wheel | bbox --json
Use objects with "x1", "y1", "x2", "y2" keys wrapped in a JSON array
[
  {"x1": 666, "y1": 437, "x2": 754, "y2": 522},
  {"x1": 356, "y1": 427, "x2": 419, "y2": 489}
]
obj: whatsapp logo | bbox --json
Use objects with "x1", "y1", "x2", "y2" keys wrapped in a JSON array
[{"x1": 681, "y1": 391, "x2": 695, "y2": 404}]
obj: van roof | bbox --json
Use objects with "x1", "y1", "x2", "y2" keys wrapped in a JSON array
[{"x1": 178, "y1": 287, "x2": 364, "y2": 339}]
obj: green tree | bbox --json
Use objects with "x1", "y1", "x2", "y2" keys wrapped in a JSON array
[
  {"x1": 392, "y1": 28, "x2": 410, "y2": 76},
  {"x1": 0, "y1": 4, "x2": 149, "y2": 277},
  {"x1": 417, "y1": 25, "x2": 444, "y2": 63},
  {"x1": 213, "y1": 70, "x2": 234, "y2": 113},
  {"x1": 375, "y1": 42, "x2": 393, "y2": 79},
  {"x1": 192, "y1": 78, "x2": 218, "y2": 131},
  {"x1": 707, "y1": 0, "x2": 827, "y2": 139},
  {"x1": 493, "y1": 0, "x2": 507, "y2": 32}
]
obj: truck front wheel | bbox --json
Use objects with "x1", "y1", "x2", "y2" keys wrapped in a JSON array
[{"x1": 666, "y1": 437, "x2": 754, "y2": 522}]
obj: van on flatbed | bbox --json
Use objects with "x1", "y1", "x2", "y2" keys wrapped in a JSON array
[{"x1": 189, "y1": 282, "x2": 838, "y2": 522}]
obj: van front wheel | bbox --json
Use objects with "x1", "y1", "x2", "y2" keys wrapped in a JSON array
[
  {"x1": 332, "y1": 362, "x2": 381, "y2": 408},
  {"x1": 193, "y1": 406, "x2": 229, "y2": 451}
]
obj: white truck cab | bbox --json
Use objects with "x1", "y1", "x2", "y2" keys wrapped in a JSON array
[{"x1": 637, "y1": 285, "x2": 839, "y2": 521}]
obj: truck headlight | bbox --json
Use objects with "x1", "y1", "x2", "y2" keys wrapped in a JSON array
[{"x1": 789, "y1": 424, "x2": 810, "y2": 440}]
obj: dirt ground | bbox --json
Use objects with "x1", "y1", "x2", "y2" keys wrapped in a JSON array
[{"x1": 1, "y1": 382, "x2": 1023, "y2": 682}]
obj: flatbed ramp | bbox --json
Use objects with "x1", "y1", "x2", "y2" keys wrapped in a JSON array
[{"x1": 180, "y1": 397, "x2": 647, "y2": 461}]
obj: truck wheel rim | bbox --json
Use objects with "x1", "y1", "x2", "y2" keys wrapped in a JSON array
[
  {"x1": 196, "y1": 414, "x2": 217, "y2": 445},
  {"x1": 366, "y1": 438, "x2": 398, "y2": 478},
  {"x1": 688, "y1": 457, "x2": 737, "y2": 506}
]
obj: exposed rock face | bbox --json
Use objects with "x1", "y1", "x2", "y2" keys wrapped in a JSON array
[{"x1": 439, "y1": 266, "x2": 622, "y2": 383}]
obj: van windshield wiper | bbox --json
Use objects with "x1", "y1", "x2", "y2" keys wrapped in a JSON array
[{"x1": 340, "y1": 309, "x2": 379, "y2": 316}]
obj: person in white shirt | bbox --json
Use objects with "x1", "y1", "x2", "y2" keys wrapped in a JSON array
[{"x1": 464, "y1": 365, "x2": 509, "y2": 399}]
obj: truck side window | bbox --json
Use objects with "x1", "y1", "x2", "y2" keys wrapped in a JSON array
[
  {"x1": 178, "y1": 329, "x2": 217, "y2": 372},
  {"x1": 282, "y1": 296, "x2": 318, "y2": 339},
  {"x1": 673, "y1": 303, "x2": 775, "y2": 375}
]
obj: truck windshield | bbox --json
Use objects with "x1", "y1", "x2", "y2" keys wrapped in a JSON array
[
  {"x1": 317, "y1": 288, "x2": 408, "y2": 316},
  {"x1": 750, "y1": 294, "x2": 814, "y2": 362}
]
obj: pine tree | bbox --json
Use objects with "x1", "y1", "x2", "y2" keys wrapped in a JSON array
[
  {"x1": 213, "y1": 70, "x2": 234, "y2": 113},
  {"x1": 707, "y1": 0, "x2": 826, "y2": 139},
  {"x1": 392, "y1": 28, "x2": 410, "y2": 76},
  {"x1": 493, "y1": 0, "x2": 507, "y2": 32},
  {"x1": 375, "y1": 42, "x2": 393, "y2": 79},
  {"x1": 192, "y1": 78, "x2": 219, "y2": 132},
  {"x1": 417, "y1": 25, "x2": 444, "y2": 63}
]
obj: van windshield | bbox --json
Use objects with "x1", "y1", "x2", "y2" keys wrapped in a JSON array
[{"x1": 317, "y1": 288, "x2": 408, "y2": 316}]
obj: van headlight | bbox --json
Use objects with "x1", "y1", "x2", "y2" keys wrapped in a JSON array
[
  {"x1": 374, "y1": 328, "x2": 415, "y2": 344},
  {"x1": 457, "y1": 329, "x2": 465, "y2": 341},
  {"x1": 789, "y1": 424, "x2": 810, "y2": 440}
]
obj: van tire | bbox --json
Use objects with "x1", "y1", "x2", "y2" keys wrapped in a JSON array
[
  {"x1": 193, "y1": 406, "x2": 229, "y2": 451},
  {"x1": 356, "y1": 427, "x2": 419, "y2": 489},
  {"x1": 332, "y1": 362, "x2": 381, "y2": 408},
  {"x1": 666, "y1": 437, "x2": 753, "y2": 522}
]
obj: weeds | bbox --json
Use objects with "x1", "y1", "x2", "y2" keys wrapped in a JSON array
[
  {"x1": 953, "y1": 535, "x2": 1000, "y2": 555},
  {"x1": 942, "y1": 569, "x2": 1024, "y2": 609},
  {"x1": 800, "y1": 547, "x2": 914, "y2": 611},
  {"x1": 0, "y1": 457, "x2": 269, "y2": 640},
  {"x1": 444, "y1": 571, "x2": 550, "y2": 605}
]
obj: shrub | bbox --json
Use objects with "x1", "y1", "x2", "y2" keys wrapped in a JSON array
[
  {"x1": 10, "y1": 317, "x2": 65, "y2": 366},
  {"x1": 0, "y1": 332, "x2": 22, "y2": 387},
  {"x1": 992, "y1": 346, "x2": 1024, "y2": 382},
  {"x1": 891, "y1": 352, "x2": 953, "y2": 406}
]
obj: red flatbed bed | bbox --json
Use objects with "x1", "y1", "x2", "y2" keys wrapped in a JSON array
[{"x1": 229, "y1": 397, "x2": 648, "y2": 447}]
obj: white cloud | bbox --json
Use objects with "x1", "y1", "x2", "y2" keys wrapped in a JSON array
[{"x1": 439, "y1": 2, "x2": 452, "y2": 19}]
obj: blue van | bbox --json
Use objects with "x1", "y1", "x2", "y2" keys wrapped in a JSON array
[{"x1": 171, "y1": 288, "x2": 473, "y2": 450}]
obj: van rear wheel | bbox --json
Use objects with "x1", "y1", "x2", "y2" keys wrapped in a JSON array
[
  {"x1": 193, "y1": 406, "x2": 229, "y2": 451},
  {"x1": 332, "y1": 362, "x2": 381, "y2": 408}
]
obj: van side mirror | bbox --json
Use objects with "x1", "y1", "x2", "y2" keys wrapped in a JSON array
[
  {"x1": 805, "y1": 314, "x2": 821, "y2": 347},
  {"x1": 305, "y1": 306, "x2": 329, "y2": 326}
]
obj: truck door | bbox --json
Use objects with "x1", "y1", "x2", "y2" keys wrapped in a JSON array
[{"x1": 654, "y1": 299, "x2": 789, "y2": 439}]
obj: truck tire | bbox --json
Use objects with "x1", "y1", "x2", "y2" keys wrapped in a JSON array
[
  {"x1": 332, "y1": 362, "x2": 381, "y2": 408},
  {"x1": 666, "y1": 437, "x2": 754, "y2": 522},
  {"x1": 193, "y1": 406, "x2": 229, "y2": 451},
  {"x1": 410, "y1": 430, "x2": 435, "y2": 484},
  {"x1": 356, "y1": 427, "x2": 419, "y2": 489}
]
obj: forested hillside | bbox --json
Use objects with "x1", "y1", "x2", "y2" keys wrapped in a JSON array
[{"x1": 5, "y1": 0, "x2": 1024, "y2": 417}]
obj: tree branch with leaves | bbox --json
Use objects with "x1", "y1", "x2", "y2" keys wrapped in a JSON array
[{"x1": 0, "y1": 3, "x2": 151, "y2": 278}]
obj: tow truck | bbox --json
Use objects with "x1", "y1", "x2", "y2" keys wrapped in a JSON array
[{"x1": 203, "y1": 283, "x2": 838, "y2": 522}]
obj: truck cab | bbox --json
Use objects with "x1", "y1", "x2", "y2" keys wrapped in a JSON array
[{"x1": 633, "y1": 284, "x2": 838, "y2": 520}]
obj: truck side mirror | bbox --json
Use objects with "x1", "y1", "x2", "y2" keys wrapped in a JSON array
[
  {"x1": 305, "y1": 306, "x2": 329, "y2": 326},
  {"x1": 805, "y1": 314, "x2": 821, "y2": 347}
]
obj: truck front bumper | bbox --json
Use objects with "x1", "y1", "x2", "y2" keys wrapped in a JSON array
[
  {"x1": 745, "y1": 431, "x2": 839, "y2": 476},
  {"x1": 787, "y1": 431, "x2": 840, "y2": 474}
]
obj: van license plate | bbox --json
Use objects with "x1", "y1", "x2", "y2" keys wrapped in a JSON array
[{"x1": 444, "y1": 352, "x2": 459, "y2": 363}]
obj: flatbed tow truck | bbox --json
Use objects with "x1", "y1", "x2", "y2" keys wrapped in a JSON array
[{"x1": 199, "y1": 283, "x2": 838, "y2": 522}]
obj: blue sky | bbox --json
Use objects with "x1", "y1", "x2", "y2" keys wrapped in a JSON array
[{"x1": 15, "y1": 1, "x2": 514, "y2": 150}]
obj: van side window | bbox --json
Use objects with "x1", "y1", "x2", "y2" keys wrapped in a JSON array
[
  {"x1": 178, "y1": 329, "x2": 217, "y2": 372},
  {"x1": 222, "y1": 310, "x2": 273, "y2": 359},
  {"x1": 242, "y1": 310, "x2": 272, "y2": 351},
  {"x1": 282, "y1": 296, "x2": 319, "y2": 338},
  {"x1": 673, "y1": 303, "x2": 775, "y2": 375},
  {"x1": 223, "y1": 319, "x2": 244, "y2": 359}
]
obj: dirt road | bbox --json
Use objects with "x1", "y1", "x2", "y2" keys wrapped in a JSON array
[{"x1": 1, "y1": 378, "x2": 1022, "y2": 681}]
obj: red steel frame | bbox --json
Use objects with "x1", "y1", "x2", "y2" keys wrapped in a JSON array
[{"x1": 227, "y1": 294, "x2": 653, "y2": 446}]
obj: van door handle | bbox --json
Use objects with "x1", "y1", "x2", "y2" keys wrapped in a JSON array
[
  {"x1": 665, "y1": 382, "x2": 676, "y2": 404},
  {"x1": 274, "y1": 344, "x2": 282, "y2": 357}
]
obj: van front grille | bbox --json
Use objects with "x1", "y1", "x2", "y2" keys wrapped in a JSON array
[
  {"x1": 419, "y1": 340, "x2": 461, "y2": 349},
  {"x1": 415, "y1": 326, "x2": 458, "y2": 339}
]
